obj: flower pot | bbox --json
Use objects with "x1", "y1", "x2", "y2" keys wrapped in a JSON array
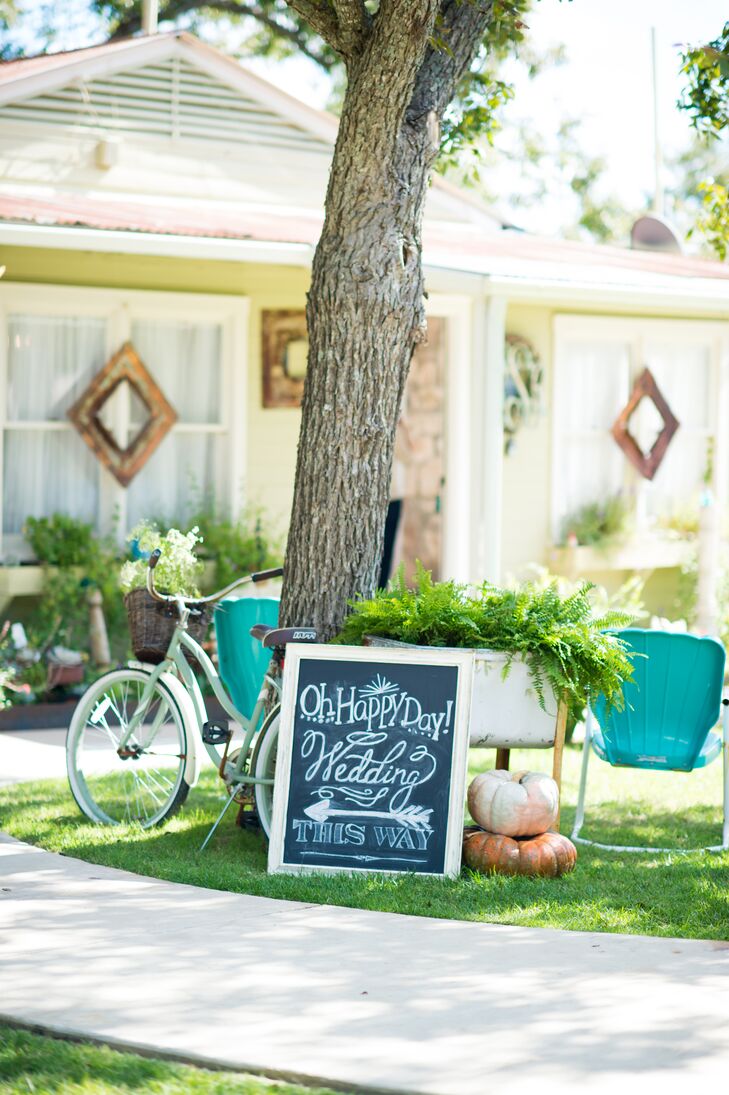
[
  {"x1": 470, "y1": 650, "x2": 557, "y2": 748},
  {"x1": 363, "y1": 636, "x2": 558, "y2": 748}
]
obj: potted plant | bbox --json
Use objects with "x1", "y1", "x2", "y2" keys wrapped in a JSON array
[
  {"x1": 336, "y1": 566, "x2": 636, "y2": 749},
  {"x1": 120, "y1": 523, "x2": 208, "y2": 664}
]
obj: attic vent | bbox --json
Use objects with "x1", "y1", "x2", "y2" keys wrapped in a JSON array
[
  {"x1": 2, "y1": 57, "x2": 332, "y2": 154},
  {"x1": 630, "y1": 214, "x2": 682, "y2": 254}
]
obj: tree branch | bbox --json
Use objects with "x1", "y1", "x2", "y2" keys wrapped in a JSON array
[
  {"x1": 109, "y1": 0, "x2": 341, "y2": 69},
  {"x1": 409, "y1": 0, "x2": 496, "y2": 122},
  {"x1": 329, "y1": 0, "x2": 370, "y2": 55},
  {"x1": 284, "y1": 0, "x2": 344, "y2": 53}
]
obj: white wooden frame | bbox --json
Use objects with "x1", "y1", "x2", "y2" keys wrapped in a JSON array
[
  {"x1": 0, "y1": 281, "x2": 249, "y2": 559},
  {"x1": 268, "y1": 643, "x2": 474, "y2": 879},
  {"x1": 551, "y1": 314, "x2": 729, "y2": 543}
]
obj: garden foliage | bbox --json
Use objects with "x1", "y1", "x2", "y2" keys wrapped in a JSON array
[{"x1": 337, "y1": 564, "x2": 636, "y2": 714}]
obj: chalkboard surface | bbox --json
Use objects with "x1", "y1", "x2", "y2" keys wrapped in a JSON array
[{"x1": 268, "y1": 644, "x2": 473, "y2": 878}]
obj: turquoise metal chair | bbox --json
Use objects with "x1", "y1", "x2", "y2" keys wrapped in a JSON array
[
  {"x1": 214, "y1": 597, "x2": 280, "y2": 718},
  {"x1": 572, "y1": 629, "x2": 729, "y2": 853}
]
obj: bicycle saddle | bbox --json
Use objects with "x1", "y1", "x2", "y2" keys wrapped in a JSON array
[{"x1": 249, "y1": 624, "x2": 318, "y2": 648}]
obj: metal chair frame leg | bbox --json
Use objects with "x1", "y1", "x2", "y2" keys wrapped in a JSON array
[
  {"x1": 571, "y1": 707, "x2": 592, "y2": 845},
  {"x1": 572, "y1": 702, "x2": 729, "y2": 855}
]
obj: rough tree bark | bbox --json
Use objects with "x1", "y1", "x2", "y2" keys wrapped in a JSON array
[{"x1": 280, "y1": 0, "x2": 495, "y2": 636}]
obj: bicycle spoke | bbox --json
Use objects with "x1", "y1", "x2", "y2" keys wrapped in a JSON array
[
  {"x1": 69, "y1": 671, "x2": 188, "y2": 828},
  {"x1": 133, "y1": 770, "x2": 165, "y2": 809}
]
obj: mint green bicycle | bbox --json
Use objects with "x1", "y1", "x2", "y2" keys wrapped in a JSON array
[{"x1": 66, "y1": 550, "x2": 316, "y2": 839}]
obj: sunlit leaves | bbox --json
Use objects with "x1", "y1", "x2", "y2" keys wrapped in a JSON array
[{"x1": 679, "y1": 21, "x2": 729, "y2": 139}]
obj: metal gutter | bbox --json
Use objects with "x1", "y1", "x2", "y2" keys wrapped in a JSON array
[{"x1": 0, "y1": 222, "x2": 314, "y2": 266}]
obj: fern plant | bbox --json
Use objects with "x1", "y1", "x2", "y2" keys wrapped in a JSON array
[{"x1": 337, "y1": 564, "x2": 636, "y2": 714}]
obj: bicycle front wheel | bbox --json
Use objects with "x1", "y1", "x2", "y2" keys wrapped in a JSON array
[
  {"x1": 67, "y1": 668, "x2": 190, "y2": 828},
  {"x1": 251, "y1": 704, "x2": 280, "y2": 838}
]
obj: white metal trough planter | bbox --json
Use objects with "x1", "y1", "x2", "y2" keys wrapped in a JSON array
[
  {"x1": 363, "y1": 636, "x2": 567, "y2": 821},
  {"x1": 469, "y1": 650, "x2": 557, "y2": 749}
]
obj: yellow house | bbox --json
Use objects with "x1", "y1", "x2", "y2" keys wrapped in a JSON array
[{"x1": 1, "y1": 30, "x2": 729, "y2": 613}]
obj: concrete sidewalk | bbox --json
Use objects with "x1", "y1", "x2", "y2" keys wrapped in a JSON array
[
  {"x1": 1, "y1": 835, "x2": 728, "y2": 1094},
  {"x1": 0, "y1": 726, "x2": 67, "y2": 787}
]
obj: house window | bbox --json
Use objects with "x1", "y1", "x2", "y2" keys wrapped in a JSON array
[
  {"x1": 552, "y1": 316, "x2": 726, "y2": 542},
  {"x1": 5, "y1": 314, "x2": 104, "y2": 538},
  {"x1": 0, "y1": 285, "x2": 247, "y2": 560}
]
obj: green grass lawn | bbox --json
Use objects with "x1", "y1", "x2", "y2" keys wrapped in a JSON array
[
  {"x1": 1, "y1": 744, "x2": 727, "y2": 940},
  {"x1": 0, "y1": 1025, "x2": 343, "y2": 1094}
]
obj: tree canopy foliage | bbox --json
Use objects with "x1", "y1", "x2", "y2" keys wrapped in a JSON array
[{"x1": 679, "y1": 21, "x2": 729, "y2": 258}]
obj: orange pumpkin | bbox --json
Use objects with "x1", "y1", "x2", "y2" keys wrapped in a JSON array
[{"x1": 462, "y1": 826, "x2": 577, "y2": 878}]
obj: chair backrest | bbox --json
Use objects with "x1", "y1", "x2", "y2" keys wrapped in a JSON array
[
  {"x1": 592, "y1": 629, "x2": 725, "y2": 771},
  {"x1": 214, "y1": 597, "x2": 279, "y2": 717}
]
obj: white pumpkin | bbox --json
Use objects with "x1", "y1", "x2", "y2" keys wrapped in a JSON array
[{"x1": 467, "y1": 770, "x2": 559, "y2": 837}]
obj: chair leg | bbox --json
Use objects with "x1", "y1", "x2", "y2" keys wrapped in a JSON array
[
  {"x1": 571, "y1": 708, "x2": 593, "y2": 844},
  {"x1": 718, "y1": 696, "x2": 722, "y2": 849}
]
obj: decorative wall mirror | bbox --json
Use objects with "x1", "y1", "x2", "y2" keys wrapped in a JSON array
[{"x1": 262, "y1": 310, "x2": 308, "y2": 408}]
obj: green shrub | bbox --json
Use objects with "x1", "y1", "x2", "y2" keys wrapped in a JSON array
[
  {"x1": 21, "y1": 513, "x2": 128, "y2": 666},
  {"x1": 25, "y1": 514, "x2": 98, "y2": 568},
  {"x1": 559, "y1": 493, "x2": 631, "y2": 549},
  {"x1": 191, "y1": 506, "x2": 282, "y2": 589},
  {"x1": 337, "y1": 564, "x2": 636, "y2": 714}
]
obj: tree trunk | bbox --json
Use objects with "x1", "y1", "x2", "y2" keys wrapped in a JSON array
[
  {"x1": 280, "y1": 52, "x2": 438, "y2": 636},
  {"x1": 280, "y1": 0, "x2": 495, "y2": 638}
]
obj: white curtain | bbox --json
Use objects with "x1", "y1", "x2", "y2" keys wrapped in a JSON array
[
  {"x1": 126, "y1": 319, "x2": 224, "y2": 524},
  {"x1": 4, "y1": 315, "x2": 105, "y2": 535},
  {"x1": 4, "y1": 432, "x2": 99, "y2": 535},
  {"x1": 126, "y1": 434, "x2": 223, "y2": 526},
  {"x1": 7, "y1": 314, "x2": 106, "y2": 421},
  {"x1": 556, "y1": 339, "x2": 630, "y2": 528},
  {"x1": 643, "y1": 340, "x2": 711, "y2": 516},
  {"x1": 130, "y1": 320, "x2": 221, "y2": 424}
]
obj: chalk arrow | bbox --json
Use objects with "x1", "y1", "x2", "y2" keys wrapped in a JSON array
[
  {"x1": 303, "y1": 798, "x2": 433, "y2": 830},
  {"x1": 301, "y1": 852, "x2": 427, "y2": 863}
]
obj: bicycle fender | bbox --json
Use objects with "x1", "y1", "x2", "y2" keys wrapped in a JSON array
[{"x1": 157, "y1": 669, "x2": 202, "y2": 788}]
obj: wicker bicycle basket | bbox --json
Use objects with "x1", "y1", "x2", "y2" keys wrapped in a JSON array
[{"x1": 124, "y1": 588, "x2": 210, "y2": 665}]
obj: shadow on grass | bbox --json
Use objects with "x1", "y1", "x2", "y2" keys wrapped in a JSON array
[{"x1": 2, "y1": 765, "x2": 728, "y2": 940}]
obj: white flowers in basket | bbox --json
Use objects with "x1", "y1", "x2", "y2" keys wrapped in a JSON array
[{"x1": 120, "y1": 522, "x2": 204, "y2": 598}]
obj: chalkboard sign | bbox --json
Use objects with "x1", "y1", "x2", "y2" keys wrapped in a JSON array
[{"x1": 268, "y1": 644, "x2": 473, "y2": 878}]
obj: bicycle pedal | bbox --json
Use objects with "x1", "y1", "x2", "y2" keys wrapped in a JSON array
[
  {"x1": 236, "y1": 805, "x2": 261, "y2": 831},
  {"x1": 202, "y1": 721, "x2": 231, "y2": 745}
]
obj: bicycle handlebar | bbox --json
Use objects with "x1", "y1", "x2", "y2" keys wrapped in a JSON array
[
  {"x1": 251, "y1": 567, "x2": 284, "y2": 584},
  {"x1": 146, "y1": 551, "x2": 283, "y2": 606}
]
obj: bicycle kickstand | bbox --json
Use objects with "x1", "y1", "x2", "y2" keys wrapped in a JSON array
[{"x1": 199, "y1": 789, "x2": 241, "y2": 853}]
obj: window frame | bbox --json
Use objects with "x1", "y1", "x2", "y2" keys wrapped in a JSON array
[
  {"x1": 0, "y1": 281, "x2": 249, "y2": 560},
  {"x1": 551, "y1": 314, "x2": 729, "y2": 544}
]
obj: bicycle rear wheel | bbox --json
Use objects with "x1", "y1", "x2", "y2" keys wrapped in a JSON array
[
  {"x1": 251, "y1": 705, "x2": 280, "y2": 838},
  {"x1": 67, "y1": 668, "x2": 190, "y2": 827}
]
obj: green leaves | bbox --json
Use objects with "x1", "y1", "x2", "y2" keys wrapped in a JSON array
[
  {"x1": 337, "y1": 564, "x2": 636, "y2": 715},
  {"x1": 679, "y1": 22, "x2": 729, "y2": 139},
  {"x1": 690, "y1": 179, "x2": 729, "y2": 261}
]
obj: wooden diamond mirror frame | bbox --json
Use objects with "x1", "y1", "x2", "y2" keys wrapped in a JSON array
[
  {"x1": 67, "y1": 341, "x2": 177, "y2": 487},
  {"x1": 610, "y1": 367, "x2": 679, "y2": 481},
  {"x1": 262, "y1": 309, "x2": 308, "y2": 408}
]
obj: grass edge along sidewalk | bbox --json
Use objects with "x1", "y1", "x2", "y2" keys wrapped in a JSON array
[
  {"x1": 0, "y1": 1023, "x2": 352, "y2": 1095},
  {"x1": 1, "y1": 746, "x2": 728, "y2": 941}
]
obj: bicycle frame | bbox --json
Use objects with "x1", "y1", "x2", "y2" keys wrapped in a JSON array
[{"x1": 117, "y1": 612, "x2": 281, "y2": 791}]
